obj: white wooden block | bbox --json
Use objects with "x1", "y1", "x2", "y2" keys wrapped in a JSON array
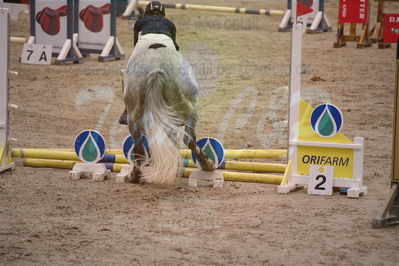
[
  {"x1": 347, "y1": 187, "x2": 367, "y2": 198},
  {"x1": 188, "y1": 170, "x2": 224, "y2": 188},
  {"x1": 213, "y1": 179, "x2": 224, "y2": 188},
  {"x1": 115, "y1": 175, "x2": 126, "y2": 183},
  {"x1": 68, "y1": 163, "x2": 110, "y2": 182},
  {"x1": 188, "y1": 177, "x2": 198, "y2": 188},
  {"x1": 116, "y1": 165, "x2": 133, "y2": 183},
  {"x1": 69, "y1": 170, "x2": 81, "y2": 180},
  {"x1": 277, "y1": 184, "x2": 297, "y2": 194},
  {"x1": 93, "y1": 173, "x2": 107, "y2": 182}
]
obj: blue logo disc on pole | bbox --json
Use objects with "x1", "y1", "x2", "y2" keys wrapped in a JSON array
[
  {"x1": 310, "y1": 103, "x2": 344, "y2": 138},
  {"x1": 191, "y1": 137, "x2": 225, "y2": 169},
  {"x1": 122, "y1": 135, "x2": 150, "y2": 164},
  {"x1": 74, "y1": 130, "x2": 106, "y2": 163}
]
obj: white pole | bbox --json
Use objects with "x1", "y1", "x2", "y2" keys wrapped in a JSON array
[
  {"x1": 287, "y1": 1, "x2": 303, "y2": 181},
  {"x1": 0, "y1": 8, "x2": 14, "y2": 173},
  {"x1": 0, "y1": 8, "x2": 9, "y2": 143}
]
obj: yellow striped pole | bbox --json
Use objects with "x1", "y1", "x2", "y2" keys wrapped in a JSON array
[
  {"x1": 181, "y1": 168, "x2": 282, "y2": 184},
  {"x1": 181, "y1": 149, "x2": 287, "y2": 159},
  {"x1": 183, "y1": 158, "x2": 286, "y2": 173},
  {"x1": 13, "y1": 149, "x2": 129, "y2": 164},
  {"x1": 279, "y1": 160, "x2": 292, "y2": 186},
  {"x1": 15, "y1": 148, "x2": 287, "y2": 172},
  {"x1": 10, "y1": 37, "x2": 27, "y2": 44},
  {"x1": 23, "y1": 158, "x2": 283, "y2": 184},
  {"x1": 13, "y1": 148, "x2": 287, "y2": 159},
  {"x1": 137, "y1": 1, "x2": 285, "y2": 16},
  {"x1": 23, "y1": 158, "x2": 77, "y2": 169},
  {"x1": 0, "y1": 143, "x2": 5, "y2": 168},
  {"x1": 14, "y1": 149, "x2": 287, "y2": 173},
  {"x1": 22, "y1": 158, "x2": 125, "y2": 172}
]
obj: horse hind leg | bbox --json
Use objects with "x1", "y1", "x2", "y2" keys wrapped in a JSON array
[
  {"x1": 119, "y1": 79, "x2": 128, "y2": 125},
  {"x1": 132, "y1": 134, "x2": 146, "y2": 183},
  {"x1": 184, "y1": 117, "x2": 215, "y2": 171},
  {"x1": 128, "y1": 122, "x2": 146, "y2": 183}
]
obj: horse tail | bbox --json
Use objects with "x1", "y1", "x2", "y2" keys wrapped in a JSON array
[{"x1": 140, "y1": 68, "x2": 182, "y2": 185}]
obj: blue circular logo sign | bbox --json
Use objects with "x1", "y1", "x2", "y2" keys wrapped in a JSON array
[
  {"x1": 122, "y1": 135, "x2": 150, "y2": 164},
  {"x1": 191, "y1": 137, "x2": 225, "y2": 169},
  {"x1": 74, "y1": 130, "x2": 106, "y2": 163},
  {"x1": 310, "y1": 104, "x2": 344, "y2": 138}
]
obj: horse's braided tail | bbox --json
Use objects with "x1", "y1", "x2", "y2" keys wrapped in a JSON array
[{"x1": 140, "y1": 68, "x2": 182, "y2": 185}]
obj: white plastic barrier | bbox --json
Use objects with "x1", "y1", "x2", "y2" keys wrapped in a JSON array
[{"x1": 0, "y1": 8, "x2": 15, "y2": 173}]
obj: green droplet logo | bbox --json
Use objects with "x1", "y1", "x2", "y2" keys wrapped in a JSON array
[
  {"x1": 79, "y1": 132, "x2": 101, "y2": 162},
  {"x1": 317, "y1": 110, "x2": 335, "y2": 137},
  {"x1": 82, "y1": 136, "x2": 98, "y2": 162},
  {"x1": 75, "y1": 130, "x2": 106, "y2": 163},
  {"x1": 311, "y1": 104, "x2": 343, "y2": 138}
]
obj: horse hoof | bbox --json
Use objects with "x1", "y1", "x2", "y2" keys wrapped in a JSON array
[
  {"x1": 126, "y1": 173, "x2": 141, "y2": 183},
  {"x1": 200, "y1": 162, "x2": 216, "y2": 171},
  {"x1": 119, "y1": 111, "x2": 128, "y2": 125},
  {"x1": 132, "y1": 176, "x2": 141, "y2": 183}
]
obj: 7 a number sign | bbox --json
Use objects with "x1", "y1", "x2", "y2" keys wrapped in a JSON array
[{"x1": 21, "y1": 43, "x2": 52, "y2": 65}]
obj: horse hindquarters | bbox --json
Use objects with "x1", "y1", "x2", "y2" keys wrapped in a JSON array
[{"x1": 139, "y1": 69, "x2": 182, "y2": 185}]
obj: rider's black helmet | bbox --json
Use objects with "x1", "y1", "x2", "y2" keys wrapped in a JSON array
[{"x1": 145, "y1": 1, "x2": 165, "y2": 17}]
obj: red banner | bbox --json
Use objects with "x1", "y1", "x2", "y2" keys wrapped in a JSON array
[
  {"x1": 338, "y1": 0, "x2": 369, "y2": 24},
  {"x1": 384, "y1": 14, "x2": 399, "y2": 43}
]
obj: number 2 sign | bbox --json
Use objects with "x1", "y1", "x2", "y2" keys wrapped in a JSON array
[{"x1": 308, "y1": 165, "x2": 334, "y2": 195}]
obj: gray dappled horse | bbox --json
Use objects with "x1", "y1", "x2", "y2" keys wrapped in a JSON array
[{"x1": 122, "y1": 47, "x2": 215, "y2": 185}]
